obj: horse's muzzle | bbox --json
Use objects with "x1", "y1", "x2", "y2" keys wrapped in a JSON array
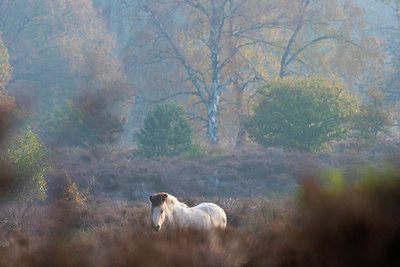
[{"x1": 153, "y1": 225, "x2": 160, "y2": 232}]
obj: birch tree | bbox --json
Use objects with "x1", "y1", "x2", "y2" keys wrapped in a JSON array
[{"x1": 136, "y1": 0, "x2": 283, "y2": 145}]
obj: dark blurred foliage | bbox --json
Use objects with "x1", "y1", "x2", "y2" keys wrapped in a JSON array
[
  {"x1": 0, "y1": 90, "x2": 17, "y2": 202},
  {"x1": 0, "y1": 162, "x2": 16, "y2": 202},
  {"x1": 40, "y1": 91, "x2": 125, "y2": 147},
  {"x1": 246, "y1": 169, "x2": 400, "y2": 266},
  {"x1": 0, "y1": 89, "x2": 16, "y2": 143}
]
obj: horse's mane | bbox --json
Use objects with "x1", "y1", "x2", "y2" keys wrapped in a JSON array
[
  {"x1": 166, "y1": 194, "x2": 188, "y2": 208},
  {"x1": 150, "y1": 192, "x2": 188, "y2": 208}
]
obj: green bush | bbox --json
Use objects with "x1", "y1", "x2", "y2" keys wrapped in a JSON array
[
  {"x1": 134, "y1": 103, "x2": 194, "y2": 157},
  {"x1": 353, "y1": 89, "x2": 392, "y2": 144},
  {"x1": 244, "y1": 77, "x2": 359, "y2": 152},
  {"x1": 7, "y1": 127, "x2": 50, "y2": 203}
]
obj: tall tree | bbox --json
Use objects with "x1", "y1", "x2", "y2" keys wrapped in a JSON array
[
  {"x1": 131, "y1": 0, "x2": 385, "y2": 146},
  {"x1": 135, "y1": 0, "x2": 285, "y2": 145}
]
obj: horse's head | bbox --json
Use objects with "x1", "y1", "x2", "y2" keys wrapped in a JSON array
[{"x1": 149, "y1": 193, "x2": 168, "y2": 232}]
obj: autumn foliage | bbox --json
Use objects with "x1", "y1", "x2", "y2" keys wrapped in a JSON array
[{"x1": 0, "y1": 32, "x2": 11, "y2": 90}]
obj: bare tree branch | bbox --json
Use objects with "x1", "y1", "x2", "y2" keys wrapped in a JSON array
[{"x1": 133, "y1": 91, "x2": 199, "y2": 105}]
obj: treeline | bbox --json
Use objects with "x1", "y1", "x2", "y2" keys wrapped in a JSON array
[{"x1": 0, "y1": 0, "x2": 398, "y2": 148}]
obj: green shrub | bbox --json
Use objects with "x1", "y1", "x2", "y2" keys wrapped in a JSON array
[
  {"x1": 353, "y1": 89, "x2": 392, "y2": 144},
  {"x1": 134, "y1": 103, "x2": 194, "y2": 157},
  {"x1": 7, "y1": 127, "x2": 50, "y2": 203},
  {"x1": 244, "y1": 76, "x2": 359, "y2": 152}
]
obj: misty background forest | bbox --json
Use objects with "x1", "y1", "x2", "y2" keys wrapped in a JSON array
[{"x1": 0, "y1": 0, "x2": 400, "y2": 266}]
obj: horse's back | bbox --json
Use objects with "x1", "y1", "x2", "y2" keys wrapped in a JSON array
[{"x1": 194, "y1": 203, "x2": 227, "y2": 229}]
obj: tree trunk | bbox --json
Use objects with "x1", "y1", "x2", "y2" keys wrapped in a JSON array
[
  {"x1": 207, "y1": 99, "x2": 219, "y2": 145},
  {"x1": 207, "y1": 73, "x2": 221, "y2": 145},
  {"x1": 207, "y1": 2, "x2": 221, "y2": 145}
]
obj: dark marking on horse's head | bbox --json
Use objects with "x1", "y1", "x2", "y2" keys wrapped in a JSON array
[{"x1": 149, "y1": 193, "x2": 168, "y2": 207}]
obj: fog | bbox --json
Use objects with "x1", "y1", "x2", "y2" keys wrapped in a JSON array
[{"x1": 0, "y1": 0, "x2": 399, "y2": 266}]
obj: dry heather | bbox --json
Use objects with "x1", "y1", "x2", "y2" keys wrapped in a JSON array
[
  {"x1": 1, "y1": 135, "x2": 400, "y2": 266},
  {"x1": 49, "y1": 144, "x2": 400, "y2": 203},
  {"x1": 1, "y1": 173, "x2": 400, "y2": 267},
  {"x1": 0, "y1": 197, "x2": 289, "y2": 267}
]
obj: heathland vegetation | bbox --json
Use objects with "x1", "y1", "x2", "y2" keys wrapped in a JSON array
[{"x1": 1, "y1": 0, "x2": 400, "y2": 266}]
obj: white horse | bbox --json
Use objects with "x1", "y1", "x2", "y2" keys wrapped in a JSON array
[{"x1": 149, "y1": 192, "x2": 227, "y2": 232}]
